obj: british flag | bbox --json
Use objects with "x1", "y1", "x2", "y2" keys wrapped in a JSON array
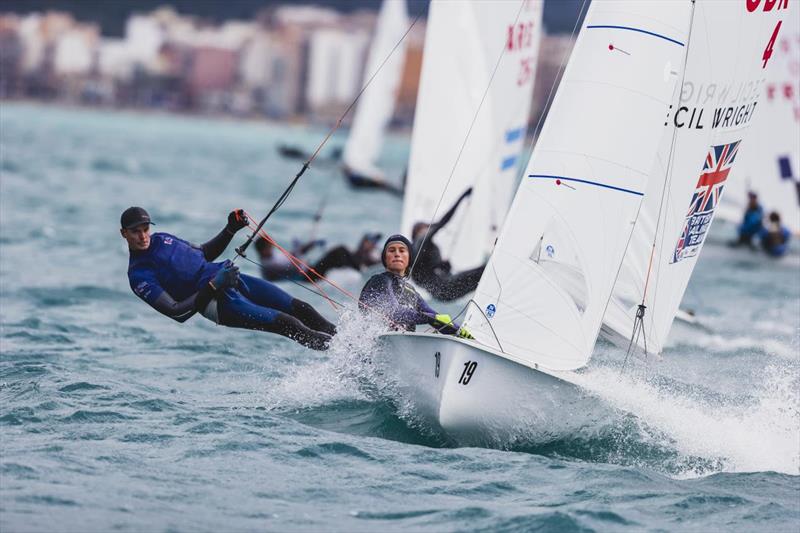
[{"x1": 671, "y1": 140, "x2": 741, "y2": 263}]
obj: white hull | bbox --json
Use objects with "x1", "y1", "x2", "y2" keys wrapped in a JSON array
[{"x1": 377, "y1": 332, "x2": 597, "y2": 445}]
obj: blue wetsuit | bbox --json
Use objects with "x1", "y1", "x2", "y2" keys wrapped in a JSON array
[
  {"x1": 737, "y1": 204, "x2": 764, "y2": 245},
  {"x1": 358, "y1": 271, "x2": 458, "y2": 334},
  {"x1": 759, "y1": 225, "x2": 791, "y2": 257},
  {"x1": 128, "y1": 229, "x2": 335, "y2": 350}
]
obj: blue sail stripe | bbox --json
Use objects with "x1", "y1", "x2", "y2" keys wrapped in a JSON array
[
  {"x1": 501, "y1": 155, "x2": 518, "y2": 170},
  {"x1": 505, "y1": 127, "x2": 525, "y2": 143},
  {"x1": 529, "y1": 174, "x2": 644, "y2": 196},
  {"x1": 586, "y1": 25, "x2": 684, "y2": 47}
]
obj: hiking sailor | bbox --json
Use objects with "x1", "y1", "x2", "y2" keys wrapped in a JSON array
[
  {"x1": 359, "y1": 234, "x2": 472, "y2": 338},
  {"x1": 411, "y1": 187, "x2": 485, "y2": 301},
  {"x1": 121, "y1": 207, "x2": 336, "y2": 350}
]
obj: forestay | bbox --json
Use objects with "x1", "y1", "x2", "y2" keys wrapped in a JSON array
[
  {"x1": 401, "y1": 0, "x2": 542, "y2": 271},
  {"x1": 342, "y1": 0, "x2": 409, "y2": 179},
  {"x1": 604, "y1": 0, "x2": 791, "y2": 355},
  {"x1": 717, "y1": 12, "x2": 800, "y2": 234},
  {"x1": 463, "y1": 1, "x2": 691, "y2": 371}
]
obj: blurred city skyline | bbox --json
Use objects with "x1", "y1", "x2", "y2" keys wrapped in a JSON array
[
  {"x1": 0, "y1": 2, "x2": 580, "y2": 128},
  {"x1": 0, "y1": 0, "x2": 586, "y2": 36}
]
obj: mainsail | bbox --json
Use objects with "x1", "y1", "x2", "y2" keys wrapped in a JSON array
[
  {"x1": 342, "y1": 0, "x2": 409, "y2": 180},
  {"x1": 603, "y1": 1, "x2": 791, "y2": 355},
  {"x1": 463, "y1": 0, "x2": 691, "y2": 371},
  {"x1": 717, "y1": 13, "x2": 800, "y2": 234},
  {"x1": 401, "y1": 0, "x2": 542, "y2": 271}
]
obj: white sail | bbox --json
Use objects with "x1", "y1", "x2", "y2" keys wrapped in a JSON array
[
  {"x1": 717, "y1": 13, "x2": 800, "y2": 234},
  {"x1": 604, "y1": 1, "x2": 791, "y2": 355},
  {"x1": 462, "y1": 1, "x2": 691, "y2": 371},
  {"x1": 401, "y1": 0, "x2": 542, "y2": 271},
  {"x1": 342, "y1": 0, "x2": 409, "y2": 179}
]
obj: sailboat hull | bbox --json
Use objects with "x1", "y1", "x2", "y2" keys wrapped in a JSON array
[{"x1": 377, "y1": 332, "x2": 592, "y2": 444}]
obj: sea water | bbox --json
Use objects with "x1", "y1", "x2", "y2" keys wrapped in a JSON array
[{"x1": 1, "y1": 103, "x2": 798, "y2": 532}]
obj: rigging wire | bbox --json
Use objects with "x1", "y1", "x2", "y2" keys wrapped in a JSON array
[
  {"x1": 621, "y1": 0, "x2": 697, "y2": 369},
  {"x1": 234, "y1": 12, "x2": 422, "y2": 261}
]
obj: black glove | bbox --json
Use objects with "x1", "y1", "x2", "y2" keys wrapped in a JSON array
[
  {"x1": 211, "y1": 260, "x2": 239, "y2": 290},
  {"x1": 226, "y1": 209, "x2": 249, "y2": 233},
  {"x1": 462, "y1": 187, "x2": 473, "y2": 199}
]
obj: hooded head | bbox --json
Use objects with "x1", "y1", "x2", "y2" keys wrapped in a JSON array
[{"x1": 381, "y1": 234, "x2": 413, "y2": 275}]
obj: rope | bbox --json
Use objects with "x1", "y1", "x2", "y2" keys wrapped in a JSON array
[
  {"x1": 235, "y1": 13, "x2": 422, "y2": 260},
  {"x1": 407, "y1": 0, "x2": 528, "y2": 279}
]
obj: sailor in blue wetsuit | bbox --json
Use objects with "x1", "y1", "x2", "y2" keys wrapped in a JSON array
[
  {"x1": 359, "y1": 234, "x2": 473, "y2": 338},
  {"x1": 731, "y1": 192, "x2": 764, "y2": 249},
  {"x1": 759, "y1": 211, "x2": 791, "y2": 258},
  {"x1": 120, "y1": 206, "x2": 336, "y2": 350}
]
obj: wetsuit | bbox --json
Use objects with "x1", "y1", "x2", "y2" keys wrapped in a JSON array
[
  {"x1": 411, "y1": 192, "x2": 485, "y2": 302},
  {"x1": 735, "y1": 204, "x2": 764, "y2": 247},
  {"x1": 759, "y1": 225, "x2": 791, "y2": 257},
  {"x1": 359, "y1": 271, "x2": 458, "y2": 333},
  {"x1": 128, "y1": 230, "x2": 335, "y2": 350}
]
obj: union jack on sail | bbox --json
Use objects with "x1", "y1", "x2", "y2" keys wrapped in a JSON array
[{"x1": 671, "y1": 140, "x2": 741, "y2": 263}]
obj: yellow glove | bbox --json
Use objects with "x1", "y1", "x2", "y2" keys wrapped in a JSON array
[
  {"x1": 457, "y1": 326, "x2": 474, "y2": 340},
  {"x1": 434, "y1": 313, "x2": 453, "y2": 327}
]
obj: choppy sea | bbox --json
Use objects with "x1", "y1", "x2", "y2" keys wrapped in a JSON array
[{"x1": 1, "y1": 102, "x2": 798, "y2": 532}]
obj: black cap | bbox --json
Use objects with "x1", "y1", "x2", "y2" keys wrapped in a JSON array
[
  {"x1": 381, "y1": 234, "x2": 413, "y2": 269},
  {"x1": 120, "y1": 207, "x2": 155, "y2": 229}
]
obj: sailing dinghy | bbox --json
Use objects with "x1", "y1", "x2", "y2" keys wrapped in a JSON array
[
  {"x1": 379, "y1": 0, "x2": 786, "y2": 440},
  {"x1": 341, "y1": 0, "x2": 409, "y2": 195}
]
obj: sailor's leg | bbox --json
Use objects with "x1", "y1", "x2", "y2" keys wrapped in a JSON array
[
  {"x1": 217, "y1": 290, "x2": 331, "y2": 350},
  {"x1": 238, "y1": 274, "x2": 336, "y2": 335}
]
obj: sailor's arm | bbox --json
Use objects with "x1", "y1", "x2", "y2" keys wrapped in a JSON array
[
  {"x1": 130, "y1": 271, "x2": 214, "y2": 323},
  {"x1": 201, "y1": 209, "x2": 249, "y2": 261},
  {"x1": 430, "y1": 187, "x2": 473, "y2": 238}
]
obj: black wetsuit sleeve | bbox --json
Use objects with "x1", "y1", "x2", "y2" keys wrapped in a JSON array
[
  {"x1": 429, "y1": 190, "x2": 470, "y2": 239},
  {"x1": 201, "y1": 226, "x2": 237, "y2": 261},
  {"x1": 149, "y1": 283, "x2": 215, "y2": 323}
]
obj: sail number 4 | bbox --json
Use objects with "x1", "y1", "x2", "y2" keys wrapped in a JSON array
[
  {"x1": 458, "y1": 361, "x2": 478, "y2": 385},
  {"x1": 745, "y1": 0, "x2": 788, "y2": 69}
]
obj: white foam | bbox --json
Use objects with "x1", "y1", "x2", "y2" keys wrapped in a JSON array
[{"x1": 571, "y1": 362, "x2": 800, "y2": 477}]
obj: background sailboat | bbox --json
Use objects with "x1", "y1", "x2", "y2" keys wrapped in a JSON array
[
  {"x1": 341, "y1": 0, "x2": 409, "y2": 195},
  {"x1": 401, "y1": 0, "x2": 543, "y2": 272}
]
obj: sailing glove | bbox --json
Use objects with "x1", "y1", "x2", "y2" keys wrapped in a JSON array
[
  {"x1": 457, "y1": 326, "x2": 474, "y2": 340},
  {"x1": 434, "y1": 314, "x2": 453, "y2": 328},
  {"x1": 210, "y1": 260, "x2": 239, "y2": 290},
  {"x1": 226, "y1": 209, "x2": 249, "y2": 233}
]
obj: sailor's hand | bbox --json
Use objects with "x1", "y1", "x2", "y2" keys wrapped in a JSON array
[
  {"x1": 457, "y1": 326, "x2": 474, "y2": 340},
  {"x1": 461, "y1": 187, "x2": 473, "y2": 200},
  {"x1": 434, "y1": 313, "x2": 453, "y2": 327},
  {"x1": 210, "y1": 260, "x2": 239, "y2": 290},
  {"x1": 226, "y1": 209, "x2": 249, "y2": 232}
]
